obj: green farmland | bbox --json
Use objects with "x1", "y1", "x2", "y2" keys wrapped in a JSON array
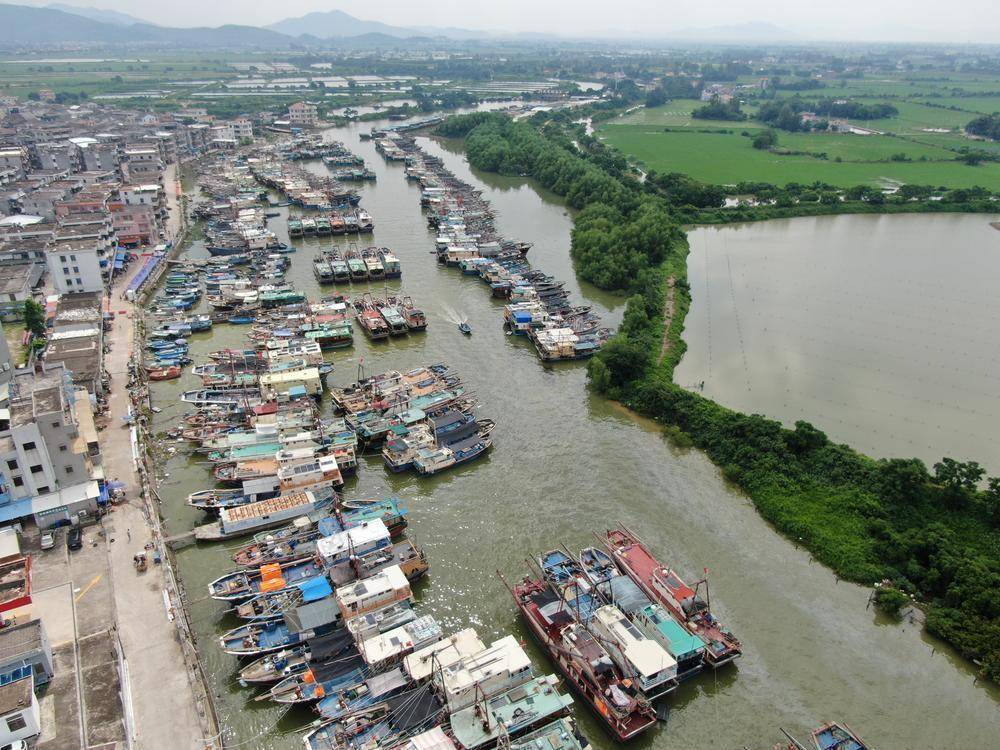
[
  {"x1": 600, "y1": 88, "x2": 1000, "y2": 189},
  {"x1": 597, "y1": 124, "x2": 1000, "y2": 189}
]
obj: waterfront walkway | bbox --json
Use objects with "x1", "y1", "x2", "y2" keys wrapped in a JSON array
[{"x1": 98, "y1": 166, "x2": 212, "y2": 749}]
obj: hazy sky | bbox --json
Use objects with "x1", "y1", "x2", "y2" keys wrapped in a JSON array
[{"x1": 30, "y1": 1, "x2": 1000, "y2": 42}]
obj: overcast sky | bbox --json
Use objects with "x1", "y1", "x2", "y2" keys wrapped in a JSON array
[{"x1": 30, "y1": 1, "x2": 1000, "y2": 43}]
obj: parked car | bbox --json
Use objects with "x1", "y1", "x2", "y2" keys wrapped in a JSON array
[
  {"x1": 1, "y1": 740, "x2": 29, "y2": 750},
  {"x1": 67, "y1": 527, "x2": 83, "y2": 551},
  {"x1": 40, "y1": 531, "x2": 55, "y2": 550}
]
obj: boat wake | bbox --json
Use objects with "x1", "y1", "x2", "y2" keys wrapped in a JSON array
[{"x1": 439, "y1": 303, "x2": 467, "y2": 325}]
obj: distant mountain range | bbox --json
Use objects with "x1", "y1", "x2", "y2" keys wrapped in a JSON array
[
  {"x1": 0, "y1": 2, "x2": 800, "y2": 48},
  {"x1": 45, "y1": 2, "x2": 153, "y2": 27},
  {"x1": 0, "y1": 3, "x2": 300, "y2": 47}
]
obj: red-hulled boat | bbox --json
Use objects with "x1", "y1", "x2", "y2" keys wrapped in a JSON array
[
  {"x1": 603, "y1": 524, "x2": 742, "y2": 668},
  {"x1": 499, "y1": 572, "x2": 656, "y2": 741},
  {"x1": 147, "y1": 365, "x2": 181, "y2": 380}
]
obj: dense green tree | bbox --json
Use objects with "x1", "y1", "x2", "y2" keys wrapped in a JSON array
[
  {"x1": 23, "y1": 299, "x2": 46, "y2": 337},
  {"x1": 752, "y1": 129, "x2": 778, "y2": 150},
  {"x1": 692, "y1": 96, "x2": 746, "y2": 122}
]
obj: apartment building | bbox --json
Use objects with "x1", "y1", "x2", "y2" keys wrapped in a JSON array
[
  {"x1": 288, "y1": 101, "x2": 319, "y2": 128},
  {"x1": 46, "y1": 242, "x2": 104, "y2": 294}
]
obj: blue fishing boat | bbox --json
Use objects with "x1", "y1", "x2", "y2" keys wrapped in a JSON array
[
  {"x1": 314, "y1": 668, "x2": 410, "y2": 718},
  {"x1": 811, "y1": 722, "x2": 870, "y2": 750},
  {"x1": 458, "y1": 322, "x2": 472, "y2": 335},
  {"x1": 219, "y1": 617, "x2": 308, "y2": 656},
  {"x1": 207, "y1": 557, "x2": 325, "y2": 601}
]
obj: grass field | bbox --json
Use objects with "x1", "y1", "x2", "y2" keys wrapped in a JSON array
[{"x1": 597, "y1": 125, "x2": 1000, "y2": 188}]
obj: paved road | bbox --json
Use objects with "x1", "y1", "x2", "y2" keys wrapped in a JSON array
[{"x1": 100, "y1": 185, "x2": 208, "y2": 749}]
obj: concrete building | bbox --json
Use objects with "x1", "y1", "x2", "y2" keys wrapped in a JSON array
[
  {"x1": 0, "y1": 675, "x2": 39, "y2": 745},
  {"x1": 0, "y1": 619, "x2": 54, "y2": 687},
  {"x1": 32, "y1": 142, "x2": 75, "y2": 172},
  {"x1": 0, "y1": 264, "x2": 36, "y2": 305},
  {"x1": 73, "y1": 138, "x2": 118, "y2": 173},
  {"x1": 18, "y1": 187, "x2": 69, "y2": 220},
  {"x1": 0, "y1": 364, "x2": 93, "y2": 501},
  {"x1": 288, "y1": 101, "x2": 319, "y2": 128},
  {"x1": 0, "y1": 149, "x2": 27, "y2": 183},
  {"x1": 46, "y1": 242, "x2": 104, "y2": 294},
  {"x1": 230, "y1": 117, "x2": 254, "y2": 140},
  {"x1": 121, "y1": 145, "x2": 163, "y2": 185}
]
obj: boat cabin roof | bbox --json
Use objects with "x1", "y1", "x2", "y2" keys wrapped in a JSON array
[
  {"x1": 592, "y1": 605, "x2": 676, "y2": 677},
  {"x1": 316, "y1": 519, "x2": 390, "y2": 560},
  {"x1": 404, "y1": 628, "x2": 486, "y2": 682}
]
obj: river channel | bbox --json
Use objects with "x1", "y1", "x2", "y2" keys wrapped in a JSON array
[{"x1": 147, "y1": 118, "x2": 1000, "y2": 749}]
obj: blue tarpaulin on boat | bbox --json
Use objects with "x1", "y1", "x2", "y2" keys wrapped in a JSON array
[
  {"x1": 297, "y1": 577, "x2": 333, "y2": 603},
  {"x1": 318, "y1": 517, "x2": 342, "y2": 537}
]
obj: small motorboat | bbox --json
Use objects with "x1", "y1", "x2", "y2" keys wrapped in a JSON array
[{"x1": 458, "y1": 322, "x2": 472, "y2": 335}]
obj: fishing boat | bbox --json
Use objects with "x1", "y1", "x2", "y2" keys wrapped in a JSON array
[
  {"x1": 346, "y1": 251, "x2": 368, "y2": 281},
  {"x1": 234, "y1": 575, "x2": 330, "y2": 620},
  {"x1": 588, "y1": 604, "x2": 678, "y2": 699},
  {"x1": 382, "y1": 426, "x2": 436, "y2": 473},
  {"x1": 411, "y1": 424, "x2": 493, "y2": 476},
  {"x1": 400, "y1": 298, "x2": 426, "y2": 332},
  {"x1": 219, "y1": 616, "x2": 313, "y2": 656},
  {"x1": 193, "y1": 491, "x2": 333, "y2": 542},
  {"x1": 578, "y1": 547, "x2": 617, "y2": 586},
  {"x1": 448, "y1": 675, "x2": 574, "y2": 750},
  {"x1": 378, "y1": 306, "x2": 409, "y2": 336},
  {"x1": 358, "y1": 309, "x2": 391, "y2": 340},
  {"x1": 378, "y1": 249, "x2": 401, "y2": 278},
  {"x1": 147, "y1": 365, "x2": 181, "y2": 381},
  {"x1": 810, "y1": 721, "x2": 870, "y2": 750},
  {"x1": 499, "y1": 573, "x2": 656, "y2": 742},
  {"x1": 330, "y1": 252, "x2": 351, "y2": 283},
  {"x1": 207, "y1": 557, "x2": 325, "y2": 601},
  {"x1": 362, "y1": 248, "x2": 385, "y2": 279},
  {"x1": 301, "y1": 683, "x2": 444, "y2": 750},
  {"x1": 356, "y1": 209, "x2": 375, "y2": 233},
  {"x1": 180, "y1": 388, "x2": 260, "y2": 406},
  {"x1": 458, "y1": 322, "x2": 471, "y2": 335},
  {"x1": 602, "y1": 524, "x2": 741, "y2": 668},
  {"x1": 314, "y1": 257, "x2": 336, "y2": 284},
  {"x1": 232, "y1": 514, "x2": 341, "y2": 567},
  {"x1": 238, "y1": 645, "x2": 311, "y2": 685}
]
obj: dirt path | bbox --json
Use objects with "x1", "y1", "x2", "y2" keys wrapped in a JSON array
[{"x1": 658, "y1": 275, "x2": 677, "y2": 365}]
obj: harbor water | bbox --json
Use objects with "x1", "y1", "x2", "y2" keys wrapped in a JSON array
[{"x1": 148, "y1": 118, "x2": 1000, "y2": 749}]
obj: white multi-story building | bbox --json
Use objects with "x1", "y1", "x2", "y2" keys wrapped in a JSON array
[{"x1": 46, "y1": 242, "x2": 104, "y2": 294}]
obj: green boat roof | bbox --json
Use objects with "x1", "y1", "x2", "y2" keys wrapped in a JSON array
[
  {"x1": 641, "y1": 603, "x2": 706, "y2": 660},
  {"x1": 450, "y1": 675, "x2": 572, "y2": 750},
  {"x1": 228, "y1": 442, "x2": 281, "y2": 459},
  {"x1": 510, "y1": 719, "x2": 587, "y2": 750}
]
